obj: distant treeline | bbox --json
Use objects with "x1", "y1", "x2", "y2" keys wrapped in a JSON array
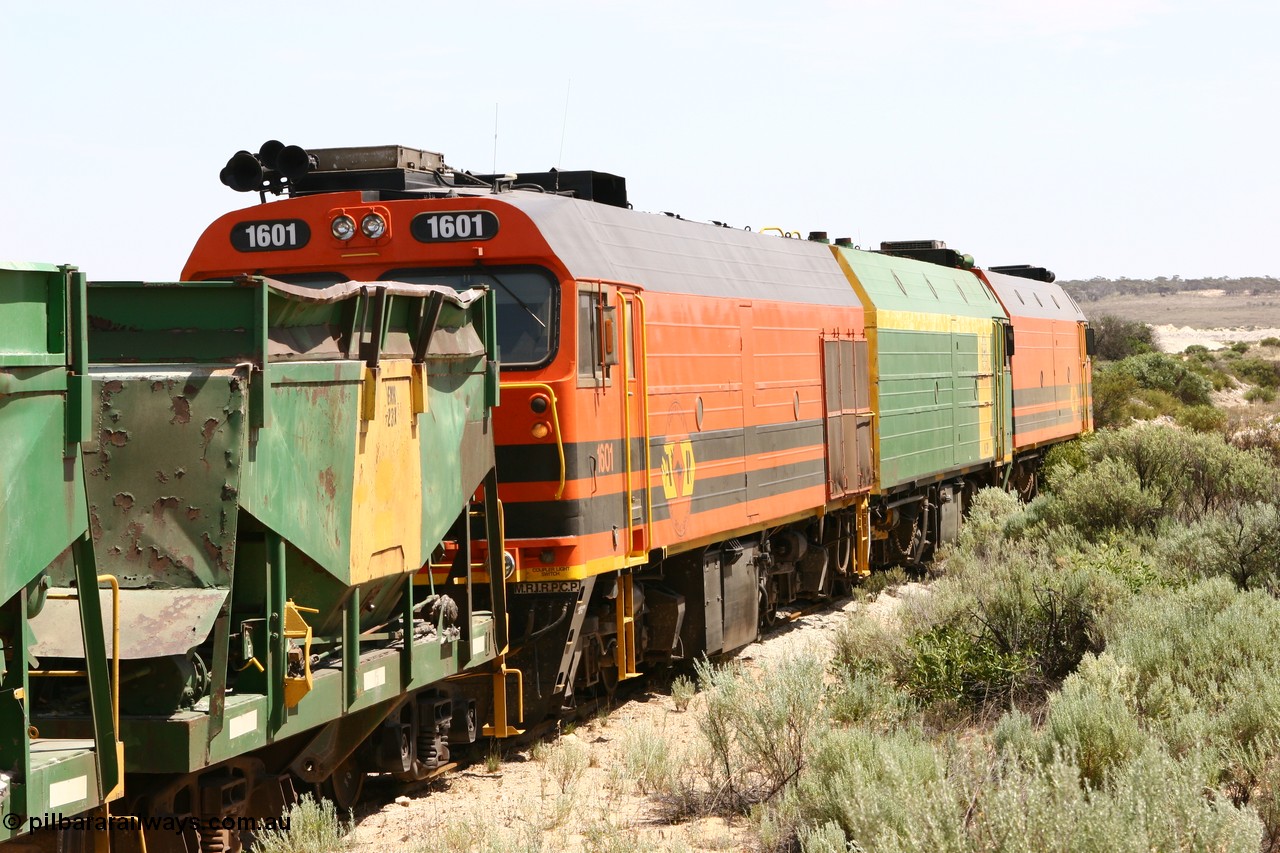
[{"x1": 1059, "y1": 276, "x2": 1280, "y2": 301}]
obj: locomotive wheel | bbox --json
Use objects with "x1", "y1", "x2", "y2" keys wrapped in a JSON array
[
  {"x1": 759, "y1": 585, "x2": 778, "y2": 629},
  {"x1": 320, "y1": 756, "x2": 365, "y2": 812}
]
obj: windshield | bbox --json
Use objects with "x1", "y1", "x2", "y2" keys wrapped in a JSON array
[{"x1": 381, "y1": 267, "x2": 557, "y2": 368}]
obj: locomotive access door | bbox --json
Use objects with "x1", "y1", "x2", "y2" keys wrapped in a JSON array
[
  {"x1": 822, "y1": 336, "x2": 872, "y2": 499},
  {"x1": 618, "y1": 289, "x2": 650, "y2": 557}
]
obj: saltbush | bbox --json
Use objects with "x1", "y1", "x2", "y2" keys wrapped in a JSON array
[
  {"x1": 1176, "y1": 404, "x2": 1227, "y2": 432},
  {"x1": 695, "y1": 655, "x2": 826, "y2": 812},
  {"x1": 1112, "y1": 352, "x2": 1213, "y2": 406}
]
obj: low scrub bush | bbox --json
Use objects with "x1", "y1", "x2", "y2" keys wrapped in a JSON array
[
  {"x1": 1231, "y1": 357, "x2": 1280, "y2": 389},
  {"x1": 1247, "y1": 386, "x2": 1278, "y2": 403},
  {"x1": 1092, "y1": 315, "x2": 1155, "y2": 361},
  {"x1": 1038, "y1": 654, "x2": 1148, "y2": 788},
  {"x1": 1090, "y1": 365, "x2": 1141, "y2": 429},
  {"x1": 1036, "y1": 457, "x2": 1162, "y2": 539},
  {"x1": 1176, "y1": 404, "x2": 1227, "y2": 432},
  {"x1": 1105, "y1": 579, "x2": 1280, "y2": 754},
  {"x1": 827, "y1": 670, "x2": 916, "y2": 731},
  {"x1": 670, "y1": 674, "x2": 696, "y2": 712},
  {"x1": 250, "y1": 795, "x2": 349, "y2": 853},
  {"x1": 1155, "y1": 503, "x2": 1280, "y2": 590},
  {"x1": 695, "y1": 655, "x2": 826, "y2": 812},
  {"x1": 1113, "y1": 352, "x2": 1213, "y2": 406}
]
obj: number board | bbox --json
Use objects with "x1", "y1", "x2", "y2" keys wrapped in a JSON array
[
  {"x1": 410, "y1": 211, "x2": 499, "y2": 243},
  {"x1": 231, "y1": 219, "x2": 311, "y2": 252}
]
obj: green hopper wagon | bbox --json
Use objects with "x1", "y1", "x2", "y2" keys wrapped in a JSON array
[{"x1": 28, "y1": 277, "x2": 508, "y2": 851}]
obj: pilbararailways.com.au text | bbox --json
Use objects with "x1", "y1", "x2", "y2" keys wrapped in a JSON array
[{"x1": 5, "y1": 812, "x2": 290, "y2": 834}]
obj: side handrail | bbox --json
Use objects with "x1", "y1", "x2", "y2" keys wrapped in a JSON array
[{"x1": 34, "y1": 573, "x2": 121, "y2": 733}]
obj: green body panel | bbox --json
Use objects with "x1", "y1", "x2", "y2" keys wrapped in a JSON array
[
  {"x1": 0, "y1": 264, "x2": 83, "y2": 603},
  {"x1": 0, "y1": 263, "x2": 118, "y2": 841},
  {"x1": 874, "y1": 326, "x2": 988, "y2": 486},
  {"x1": 0, "y1": 742, "x2": 106, "y2": 840},
  {"x1": 834, "y1": 249, "x2": 1010, "y2": 491},
  {"x1": 239, "y1": 361, "x2": 360, "y2": 580}
]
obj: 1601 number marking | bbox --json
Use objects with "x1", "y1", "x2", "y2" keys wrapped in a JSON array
[
  {"x1": 231, "y1": 219, "x2": 311, "y2": 253},
  {"x1": 410, "y1": 211, "x2": 499, "y2": 244}
]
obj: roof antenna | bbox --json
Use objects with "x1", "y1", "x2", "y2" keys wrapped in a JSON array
[
  {"x1": 556, "y1": 79, "x2": 571, "y2": 191},
  {"x1": 492, "y1": 102, "x2": 499, "y2": 173}
]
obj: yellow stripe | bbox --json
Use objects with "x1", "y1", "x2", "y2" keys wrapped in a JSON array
[{"x1": 351, "y1": 360, "x2": 423, "y2": 583}]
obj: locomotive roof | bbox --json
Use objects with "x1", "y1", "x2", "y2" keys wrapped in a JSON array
[
  {"x1": 494, "y1": 192, "x2": 863, "y2": 308},
  {"x1": 834, "y1": 246, "x2": 1004, "y2": 319},
  {"x1": 981, "y1": 268, "x2": 1086, "y2": 322}
]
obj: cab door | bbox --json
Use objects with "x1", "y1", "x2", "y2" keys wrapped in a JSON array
[
  {"x1": 617, "y1": 288, "x2": 649, "y2": 557},
  {"x1": 576, "y1": 280, "x2": 649, "y2": 559}
]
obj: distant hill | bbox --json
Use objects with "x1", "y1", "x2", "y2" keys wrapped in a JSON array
[
  {"x1": 1057, "y1": 277, "x2": 1280, "y2": 330},
  {"x1": 1059, "y1": 276, "x2": 1280, "y2": 301}
]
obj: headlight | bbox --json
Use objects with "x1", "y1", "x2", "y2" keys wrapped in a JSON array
[
  {"x1": 361, "y1": 213, "x2": 387, "y2": 239},
  {"x1": 331, "y1": 215, "x2": 356, "y2": 241}
]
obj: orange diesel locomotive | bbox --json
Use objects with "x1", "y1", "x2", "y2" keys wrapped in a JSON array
[
  {"x1": 184, "y1": 143, "x2": 1088, "y2": 723},
  {"x1": 185, "y1": 145, "x2": 872, "y2": 720}
]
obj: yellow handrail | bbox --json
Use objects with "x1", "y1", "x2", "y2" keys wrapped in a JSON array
[
  {"x1": 39, "y1": 574, "x2": 121, "y2": 733},
  {"x1": 499, "y1": 381, "x2": 565, "y2": 499}
]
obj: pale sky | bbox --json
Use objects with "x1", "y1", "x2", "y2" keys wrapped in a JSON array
[{"x1": 3, "y1": 0, "x2": 1277, "y2": 283}]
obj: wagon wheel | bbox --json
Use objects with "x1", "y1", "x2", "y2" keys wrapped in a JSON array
[{"x1": 320, "y1": 755, "x2": 365, "y2": 812}]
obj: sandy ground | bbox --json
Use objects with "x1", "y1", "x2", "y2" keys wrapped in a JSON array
[
  {"x1": 342, "y1": 586, "x2": 922, "y2": 852},
  {"x1": 1153, "y1": 324, "x2": 1280, "y2": 353}
]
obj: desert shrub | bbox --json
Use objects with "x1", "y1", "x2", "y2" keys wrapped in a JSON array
[
  {"x1": 1231, "y1": 341, "x2": 1251, "y2": 354},
  {"x1": 1090, "y1": 364, "x2": 1141, "y2": 428},
  {"x1": 1231, "y1": 357, "x2": 1280, "y2": 389},
  {"x1": 1105, "y1": 579, "x2": 1280, "y2": 754},
  {"x1": 1036, "y1": 457, "x2": 1162, "y2": 539},
  {"x1": 1156, "y1": 504, "x2": 1280, "y2": 591},
  {"x1": 1080, "y1": 424, "x2": 1277, "y2": 524},
  {"x1": 778, "y1": 732, "x2": 1263, "y2": 853},
  {"x1": 1038, "y1": 655, "x2": 1148, "y2": 788},
  {"x1": 543, "y1": 738, "x2": 589, "y2": 793},
  {"x1": 1262, "y1": 336, "x2": 1280, "y2": 348},
  {"x1": 830, "y1": 610, "x2": 907, "y2": 681},
  {"x1": 250, "y1": 795, "x2": 350, "y2": 853},
  {"x1": 620, "y1": 726, "x2": 680, "y2": 796},
  {"x1": 1129, "y1": 388, "x2": 1183, "y2": 420},
  {"x1": 1184, "y1": 343, "x2": 1210, "y2": 356},
  {"x1": 904, "y1": 623, "x2": 1031, "y2": 709},
  {"x1": 857, "y1": 566, "x2": 909, "y2": 599},
  {"x1": 1066, "y1": 537, "x2": 1167, "y2": 593},
  {"x1": 1229, "y1": 414, "x2": 1280, "y2": 463},
  {"x1": 670, "y1": 674, "x2": 695, "y2": 712},
  {"x1": 975, "y1": 748, "x2": 1263, "y2": 853},
  {"x1": 1092, "y1": 315, "x2": 1155, "y2": 361},
  {"x1": 1041, "y1": 439, "x2": 1090, "y2": 492},
  {"x1": 1112, "y1": 352, "x2": 1213, "y2": 406},
  {"x1": 1247, "y1": 386, "x2": 1277, "y2": 403},
  {"x1": 954, "y1": 488, "x2": 1025, "y2": 557},
  {"x1": 774, "y1": 726, "x2": 969, "y2": 853},
  {"x1": 695, "y1": 655, "x2": 826, "y2": 812},
  {"x1": 896, "y1": 545, "x2": 1123, "y2": 714},
  {"x1": 827, "y1": 670, "x2": 916, "y2": 731},
  {"x1": 1176, "y1": 404, "x2": 1227, "y2": 432}
]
